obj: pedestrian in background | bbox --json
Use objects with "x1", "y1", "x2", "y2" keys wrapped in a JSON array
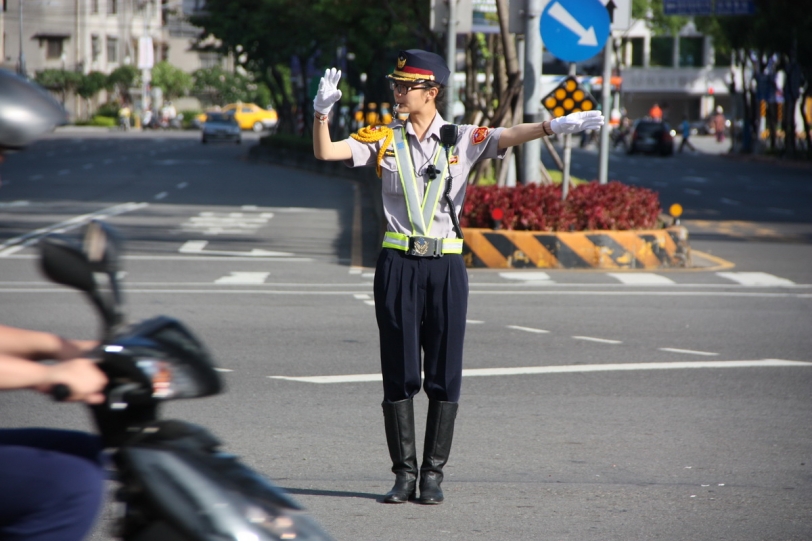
[
  {"x1": 649, "y1": 102, "x2": 663, "y2": 121},
  {"x1": 312, "y1": 50, "x2": 603, "y2": 505},
  {"x1": 679, "y1": 116, "x2": 696, "y2": 153},
  {"x1": 713, "y1": 106, "x2": 726, "y2": 142}
]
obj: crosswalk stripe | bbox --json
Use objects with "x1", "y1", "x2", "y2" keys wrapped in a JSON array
[
  {"x1": 214, "y1": 272, "x2": 269, "y2": 284},
  {"x1": 607, "y1": 273, "x2": 676, "y2": 285},
  {"x1": 717, "y1": 272, "x2": 795, "y2": 287}
]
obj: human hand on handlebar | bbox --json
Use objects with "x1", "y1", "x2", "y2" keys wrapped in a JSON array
[
  {"x1": 35, "y1": 359, "x2": 107, "y2": 404},
  {"x1": 313, "y1": 68, "x2": 342, "y2": 115},
  {"x1": 550, "y1": 111, "x2": 605, "y2": 135}
]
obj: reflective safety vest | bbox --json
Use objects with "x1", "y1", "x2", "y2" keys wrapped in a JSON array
[{"x1": 388, "y1": 126, "x2": 455, "y2": 238}]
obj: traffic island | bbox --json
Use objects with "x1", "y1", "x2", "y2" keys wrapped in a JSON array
[{"x1": 462, "y1": 226, "x2": 691, "y2": 269}]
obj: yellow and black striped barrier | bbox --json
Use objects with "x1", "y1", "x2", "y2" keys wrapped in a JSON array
[{"x1": 462, "y1": 226, "x2": 691, "y2": 269}]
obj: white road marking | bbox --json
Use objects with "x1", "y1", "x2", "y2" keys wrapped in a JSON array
[
  {"x1": 214, "y1": 368, "x2": 233, "y2": 372},
  {"x1": 0, "y1": 202, "x2": 148, "y2": 257},
  {"x1": 363, "y1": 300, "x2": 376, "y2": 306},
  {"x1": 683, "y1": 176, "x2": 707, "y2": 183},
  {"x1": 573, "y1": 336, "x2": 622, "y2": 344},
  {"x1": 354, "y1": 294, "x2": 370, "y2": 300},
  {"x1": 179, "y1": 240, "x2": 296, "y2": 258},
  {"x1": 83, "y1": 164, "x2": 94, "y2": 169},
  {"x1": 684, "y1": 188, "x2": 701, "y2": 195},
  {"x1": 268, "y1": 359, "x2": 812, "y2": 383},
  {"x1": 29, "y1": 174, "x2": 43, "y2": 181},
  {"x1": 58, "y1": 169, "x2": 70, "y2": 175},
  {"x1": 659, "y1": 348, "x2": 719, "y2": 356},
  {"x1": 720, "y1": 198, "x2": 740, "y2": 206},
  {"x1": 499, "y1": 272, "x2": 553, "y2": 282},
  {"x1": 214, "y1": 272, "x2": 270, "y2": 285},
  {"x1": 181, "y1": 211, "x2": 273, "y2": 235},
  {"x1": 467, "y1": 320, "x2": 485, "y2": 324},
  {"x1": 155, "y1": 192, "x2": 168, "y2": 200},
  {"x1": 0, "y1": 201, "x2": 29, "y2": 208},
  {"x1": 608, "y1": 273, "x2": 676, "y2": 285},
  {"x1": 507, "y1": 325, "x2": 549, "y2": 334},
  {"x1": 362, "y1": 273, "x2": 375, "y2": 279},
  {"x1": 717, "y1": 272, "x2": 795, "y2": 287},
  {"x1": 177, "y1": 182, "x2": 188, "y2": 189},
  {"x1": 767, "y1": 207, "x2": 794, "y2": 215}
]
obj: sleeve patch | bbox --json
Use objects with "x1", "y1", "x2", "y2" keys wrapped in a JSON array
[
  {"x1": 471, "y1": 126, "x2": 491, "y2": 145},
  {"x1": 449, "y1": 155, "x2": 459, "y2": 165}
]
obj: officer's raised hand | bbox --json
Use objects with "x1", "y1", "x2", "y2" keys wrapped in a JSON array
[
  {"x1": 550, "y1": 110, "x2": 604, "y2": 135},
  {"x1": 313, "y1": 68, "x2": 342, "y2": 115}
]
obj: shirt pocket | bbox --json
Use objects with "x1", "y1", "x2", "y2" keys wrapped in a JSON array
[{"x1": 380, "y1": 159, "x2": 402, "y2": 195}]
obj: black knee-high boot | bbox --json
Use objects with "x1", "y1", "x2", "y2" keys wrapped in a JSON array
[
  {"x1": 419, "y1": 400, "x2": 458, "y2": 504},
  {"x1": 382, "y1": 398, "x2": 418, "y2": 503}
]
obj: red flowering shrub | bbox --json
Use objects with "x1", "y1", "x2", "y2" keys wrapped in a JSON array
[{"x1": 461, "y1": 181, "x2": 661, "y2": 231}]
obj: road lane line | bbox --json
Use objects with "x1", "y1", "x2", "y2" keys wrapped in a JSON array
[
  {"x1": 214, "y1": 272, "x2": 270, "y2": 284},
  {"x1": 268, "y1": 359, "x2": 812, "y2": 383},
  {"x1": 507, "y1": 325, "x2": 549, "y2": 334},
  {"x1": 659, "y1": 348, "x2": 719, "y2": 356},
  {"x1": 573, "y1": 336, "x2": 622, "y2": 344}
]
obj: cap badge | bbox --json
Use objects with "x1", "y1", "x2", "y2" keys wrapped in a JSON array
[{"x1": 397, "y1": 56, "x2": 407, "y2": 69}]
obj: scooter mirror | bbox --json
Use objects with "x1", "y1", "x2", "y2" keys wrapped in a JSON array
[{"x1": 39, "y1": 234, "x2": 96, "y2": 293}]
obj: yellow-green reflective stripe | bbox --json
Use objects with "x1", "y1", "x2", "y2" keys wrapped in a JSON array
[
  {"x1": 392, "y1": 128, "x2": 426, "y2": 235},
  {"x1": 421, "y1": 145, "x2": 454, "y2": 237}
]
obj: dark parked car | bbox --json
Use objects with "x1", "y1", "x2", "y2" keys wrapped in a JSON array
[
  {"x1": 201, "y1": 112, "x2": 241, "y2": 144},
  {"x1": 627, "y1": 119, "x2": 674, "y2": 156}
]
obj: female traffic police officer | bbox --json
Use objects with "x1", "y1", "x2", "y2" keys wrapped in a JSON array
[{"x1": 312, "y1": 49, "x2": 603, "y2": 505}]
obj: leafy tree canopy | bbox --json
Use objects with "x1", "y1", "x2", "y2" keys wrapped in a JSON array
[{"x1": 151, "y1": 61, "x2": 193, "y2": 100}]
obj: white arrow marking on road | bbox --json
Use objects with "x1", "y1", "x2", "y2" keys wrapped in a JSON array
[
  {"x1": 268, "y1": 359, "x2": 812, "y2": 384},
  {"x1": 548, "y1": 2, "x2": 598, "y2": 46},
  {"x1": 179, "y1": 240, "x2": 295, "y2": 257}
]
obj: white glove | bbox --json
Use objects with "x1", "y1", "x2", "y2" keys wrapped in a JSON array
[
  {"x1": 313, "y1": 68, "x2": 342, "y2": 115},
  {"x1": 549, "y1": 111, "x2": 605, "y2": 135}
]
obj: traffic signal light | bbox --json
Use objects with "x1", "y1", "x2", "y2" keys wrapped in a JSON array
[{"x1": 542, "y1": 76, "x2": 597, "y2": 118}]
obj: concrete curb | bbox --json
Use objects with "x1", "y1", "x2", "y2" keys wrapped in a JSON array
[{"x1": 462, "y1": 226, "x2": 691, "y2": 269}]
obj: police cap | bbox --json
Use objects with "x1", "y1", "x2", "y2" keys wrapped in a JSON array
[{"x1": 387, "y1": 50, "x2": 449, "y2": 87}]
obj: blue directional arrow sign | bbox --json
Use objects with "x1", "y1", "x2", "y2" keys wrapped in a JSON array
[{"x1": 541, "y1": 0, "x2": 611, "y2": 63}]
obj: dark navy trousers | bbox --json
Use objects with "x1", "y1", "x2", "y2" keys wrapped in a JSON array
[
  {"x1": 374, "y1": 248, "x2": 468, "y2": 403},
  {"x1": 0, "y1": 429, "x2": 105, "y2": 541}
]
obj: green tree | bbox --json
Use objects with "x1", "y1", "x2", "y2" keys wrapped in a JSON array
[
  {"x1": 34, "y1": 69, "x2": 82, "y2": 105},
  {"x1": 190, "y1": 0, "x2": 435, "y2": 135},
  {"x1": 76, "y1": 71, "x2": 112, "y2": 119},
  {"x1": 192, "y1": 66, "x2": 270, "y2": 106},
  {"x1": 107, "y1": 65, "x2": 140, "y2": 104},
  {"x1": 151, "y1": 61, "x2": 194, "y2": 100}
]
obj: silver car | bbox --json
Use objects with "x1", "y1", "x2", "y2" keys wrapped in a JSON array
[{"x1": 201, "y1": 112, "x2": 241, "y2": 144}]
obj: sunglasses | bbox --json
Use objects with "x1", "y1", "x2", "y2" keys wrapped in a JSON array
[{"x1": 389, "y1": 82, "x2": 430, "y2": 94}]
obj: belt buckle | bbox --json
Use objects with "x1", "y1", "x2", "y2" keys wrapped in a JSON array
[{"x1": 408, "y1": 236, "x2": 441, "y2": 257}]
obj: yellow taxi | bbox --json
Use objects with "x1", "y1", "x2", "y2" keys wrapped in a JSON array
[{"x1": 223, "y1": 103, "x2": 278, "y2": 132}]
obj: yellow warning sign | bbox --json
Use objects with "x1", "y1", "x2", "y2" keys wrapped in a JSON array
[{"x1": 542, "y1": 76, "x2": 597, "y2": 118}]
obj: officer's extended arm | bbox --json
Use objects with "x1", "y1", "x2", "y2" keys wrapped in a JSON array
[
  {"x1": 312, "y1": 68, "x2": 353, "y2": 161},
  {"x1": 498, "y1": 111, "x2": 604, "y2": 149}
]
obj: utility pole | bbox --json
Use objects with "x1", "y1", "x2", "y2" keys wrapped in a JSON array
[
  {"x1": 521, "y1": 0, "x2": 543, "y2": 184},
  {"x1": 597, "y1": 37, "x2": 612, "y2": 184},
  {"x1": 18, "y1": 0, "x2": 26, "y2": 76},
  {"x1": 445, "y1": 0, "x2": 456, "y2": 122}
]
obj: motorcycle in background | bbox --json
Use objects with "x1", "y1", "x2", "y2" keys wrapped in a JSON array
[{"x1": 40, "y1": 220, "x2": 335, "y2": 541}]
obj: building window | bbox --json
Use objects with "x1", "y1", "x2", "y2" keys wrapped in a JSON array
[
  {"x1": 46, "y1": 38, "x2": 63, "y2": 60},
  {"x1": 650, "y1": 37, "x2": 674, "y2": 67},
  {"x1": 91, "y1": 35, "x2": 101, "y2": 61},
  {"x1": 90, "y1": 0, "x2": 98, "y2": 14},
  {"x1": 679, "y1": 37, "x2": 704, "y2": 67},
  {"x1": 626, "y1": 37, "x2": 644, "y2": 67},
  {"x1": 108, "y1": 0, "x2": 117, "y2": 14},
  {"x1": 107, "y1": 36, "x2": 118, "y2": 63}
]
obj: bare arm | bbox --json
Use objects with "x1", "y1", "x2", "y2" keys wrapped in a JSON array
[
  {"x1": 0, "y1": 324, "x2": 96, "y2": 360},
  {"x1": 0, "y1": 355, "x2": 106, "y2": 403},
  {"x1": 497, "y1": 121, "x2": 553, "y2": 149},
  {"x1": 312, "y1": 116, "x2": 353, "y2": 161}
]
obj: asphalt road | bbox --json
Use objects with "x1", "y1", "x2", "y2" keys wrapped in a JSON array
[{"x1": 1, "y1": 128, "x2": 810, "y2": 541}]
